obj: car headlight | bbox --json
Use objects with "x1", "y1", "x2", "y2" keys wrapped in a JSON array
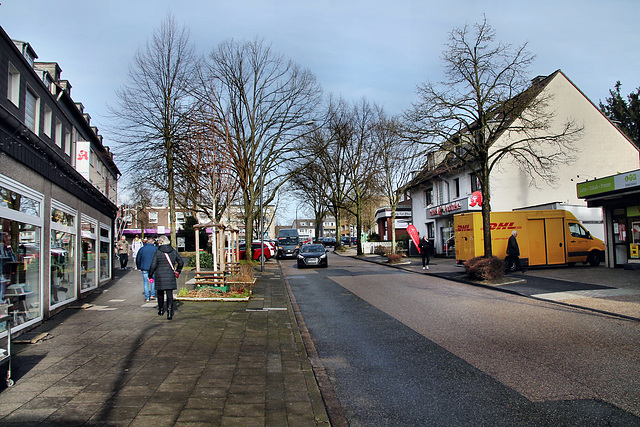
[
  {"x1": 320, "y1": 253, "x2": 327, "y2": 259},
  {"x1": 278, "y1": 246, "x2": 283, "y2": 250}
]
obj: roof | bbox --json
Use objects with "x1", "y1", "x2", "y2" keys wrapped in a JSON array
[{"x1": 406, "y1": 71, "x2": 561, "y2": 191}]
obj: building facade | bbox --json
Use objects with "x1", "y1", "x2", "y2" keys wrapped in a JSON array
[
  {"x1": 408, "y1": 70, "x2": 640, "y2": 257},
  {"x1": 578, "y1": 169, "x2": 640, "y2": 268},
  {"x1": 0, "y1": 26, "x2": 119, "y2": 333}
]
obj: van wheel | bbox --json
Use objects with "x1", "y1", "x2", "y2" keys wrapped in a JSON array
[{"x1": 588, "y1": 252, "x2": 601, "y2": 267}]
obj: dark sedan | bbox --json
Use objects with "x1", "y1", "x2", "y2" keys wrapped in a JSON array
[{"x1": 297, "y1": 244, "x2": 328, "y2": 268}]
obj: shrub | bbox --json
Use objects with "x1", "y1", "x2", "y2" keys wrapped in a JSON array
[
  {"x1": 374, "y1": 245, "x2": 391, "y2": 256},
  {"x1": 464, "y1": 256, "x2": 505, "y2": 281},
  {"x1": 387, "y1": 253, "x2": 403, "y2": 264},
  {"x1": 188, "y1": 251, "x2": 214, "y2": 268}
]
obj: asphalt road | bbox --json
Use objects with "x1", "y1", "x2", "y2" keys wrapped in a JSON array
[{"x1": 283, "y1": 253, "x2": 640, "y2": 426}]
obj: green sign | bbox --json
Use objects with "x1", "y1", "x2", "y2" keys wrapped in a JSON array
[
  {"x1": 576, "y1": 176, "x2": 615, "y2": 197},
  {"x1": 577, "y1": 169, "x2": 640, "y2": 198}
]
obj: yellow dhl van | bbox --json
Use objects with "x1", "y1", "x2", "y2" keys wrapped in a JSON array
[{"x1": 454, "y1": 210, "x2": 605, "y2": 268}]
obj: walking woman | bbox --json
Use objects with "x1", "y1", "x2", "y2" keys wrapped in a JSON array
[{"x1": 148, "y1": 235, "x2": 183, "y2": 320}]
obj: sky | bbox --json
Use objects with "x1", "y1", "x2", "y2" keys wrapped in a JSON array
[{"x1": 1, "y1": 0, "x2": 639, "y2": 222}]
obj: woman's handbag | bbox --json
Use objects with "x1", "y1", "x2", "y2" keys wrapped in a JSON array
[{"x1": 164, "y1": 253, "x2": 180, "y2": 278}]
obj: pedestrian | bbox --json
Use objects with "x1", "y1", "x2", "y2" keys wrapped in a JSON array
[
  {"x1": 505, "y1": 230, "x2": 526, "y2": 273},
  {"x1": 419, "y1": 235, "x2": 431, "y2": 270},
  {"x1": 117, "y1": 235, "x2": 130, "y2": 270},
  {"x1": 136, "y1": 237, "x2": 158, "y2": 302},
  {"x1": 131, "y1": 235, "x2": 143, "y2": 270},
  {"x1": 148, "y1": 235, "x2": 183, "y2": 320}
]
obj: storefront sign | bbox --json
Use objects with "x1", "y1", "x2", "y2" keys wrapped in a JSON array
[
  {"x1": 577, "y1": 169, "x2": 640, "y2": 198},
  {"x1": 429, "y1": 201, "x2": 462, "y2": 217},
  {"x1": 76, "y1": 140, "x2": 91, "y2": 181},
  {"x1": 627, "y1": 206, "x2": 640, "y2": 217}
]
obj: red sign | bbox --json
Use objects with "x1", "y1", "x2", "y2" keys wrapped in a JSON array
[
  {"x1": 407, "y1": 224, "x2": 421, "y2": 254},
  {"x1": 429, "y1": 201, "x2": 462, "y2": 217}
]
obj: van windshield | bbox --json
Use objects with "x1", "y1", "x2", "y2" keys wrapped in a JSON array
[{"x1": 279, "y1": 236, "x2": 299, "y2": 245}]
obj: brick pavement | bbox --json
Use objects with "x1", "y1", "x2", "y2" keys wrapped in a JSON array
[{"x1": 0, "y1": 262, "x2": 329, "y2": 426}]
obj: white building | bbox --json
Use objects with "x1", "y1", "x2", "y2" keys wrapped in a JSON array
[{"x1": 408, "y1": 70, "x2": 640, "y2": 256}]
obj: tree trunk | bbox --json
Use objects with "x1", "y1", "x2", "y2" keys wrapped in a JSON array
[
  {"x1": 356, "y1": 196, "x2": 363, "y2": 256},
  {"x1": 481, "y1": 163, "x2": 492, "y2": 257},
  {"x1": 390, "y1": 204, "x2": 397, "y2": 254},
  {"x1": 167, "y1": 138, "x2": 177, "y2": 248}
]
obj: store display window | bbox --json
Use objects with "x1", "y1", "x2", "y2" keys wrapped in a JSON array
[
  {"x1": 81, "y1": 216, "x2": 98, "y2": 291},
  {"x1": 0, "y1": 178, "x2": 43, "y2": 330},
  {"x1": 99, "y1": 225, "x2": 111, "y2": 281},
  {"x1": 50, "y1": 203, "x2": 77, "y2": 307}
]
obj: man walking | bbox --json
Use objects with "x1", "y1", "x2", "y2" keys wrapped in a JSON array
[
  {"x1": 136, "y1": 237, "x2": 158, "y2": 302},
  {"x1": 117, "y1": 235, "x2": 130, "y2": 270},
  {"x1": 419, "y1": 235, "x2": 431, "y2": 270},
  {"x1": 505, "y1": 230, "x2": 526, "y2": 273}
]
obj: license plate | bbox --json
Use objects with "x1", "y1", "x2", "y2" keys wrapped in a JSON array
[{"x1": 307, "y1": 258, "x2": 319, "y2": 264}]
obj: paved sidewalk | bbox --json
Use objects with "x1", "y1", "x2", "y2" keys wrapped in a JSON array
[
  {"x1": 0, "y1": 263, "x2": 329, "y2": 425},
  {"x1": 340, "y1": 247, "x2": 640, "y2": 321}
]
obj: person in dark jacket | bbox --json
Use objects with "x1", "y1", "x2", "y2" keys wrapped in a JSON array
[
  {"x1": 505, "y1": 230, "x2": 526, "y2": 273},
  {"x1": 148, "y1": 235, "x2": 183, "y2": 320},
  {"x1": 419, "y1": 235, "x2": 431, "y2": 270},
  {"x1": 136, "y1": 237, "x2": 158, "y2": 302}
]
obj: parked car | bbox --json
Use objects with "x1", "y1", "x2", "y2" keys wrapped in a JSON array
[
  {"x1": 297, "y1": 244, "x2": 328, "y2": 268},
  {"x1": 319, "y1": 237, "x2": 336, "y2": 247},
  {"x1": 340, "y1": 236, "x2": 350, "y2": 246},
  {"x1": 239, "y1": 242, "x2": 273, "y2": 262}
]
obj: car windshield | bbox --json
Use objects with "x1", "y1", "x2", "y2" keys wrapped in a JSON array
[{"x1": 300, "y1": 245, "x2": 324, "y2": 253}]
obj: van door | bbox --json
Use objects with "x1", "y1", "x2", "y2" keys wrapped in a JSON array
[
  {"x1": 566, "y1": 221, "x2": 591, "y2": 263},
  {"x1": 528, "y1": 220, "x2": 547, "y2": 266},
  {"x1": 545, "y1": 218, "x2": 566, "y2": 265}
]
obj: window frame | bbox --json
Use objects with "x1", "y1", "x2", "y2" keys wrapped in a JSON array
[{"x1": 24, "y1": 85, "x2": 40, "y2": 134}]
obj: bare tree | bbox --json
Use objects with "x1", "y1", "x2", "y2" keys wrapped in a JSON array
[
  {"x1": 174, "y1": 107, "x2": 240, "y2": 223},
  {"x1": 404, "y1": 17, "x2": 582, "y2": 257},
  {"x1": 342, "y1": 99, "x2": 384, "y2": 256},
  {"x1": 376, "y1": 116, "x2": 426, "y2": 253},
  {"x1": 199, "y1": 38, "x2": 321, "y2": 243},
  {"x1": 110, "y1": 14, "x2": 198, "y2": 247}
]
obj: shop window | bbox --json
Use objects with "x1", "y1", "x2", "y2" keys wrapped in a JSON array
[
  {"x1": 1, "y1": 221, "x2": 42, "y2": 328},
  {"x1": 80, "y1": 216, "x2": 97, "y2": 292},
  {"x1": 50, "y1": 204, "x2": 77, "y2": 307},
  {"x1": 99, "y1": 225, "x2": 111, "y2": 281},
  {"x1": 0, "y1": 185, "x2": 40, "y2": 217}
]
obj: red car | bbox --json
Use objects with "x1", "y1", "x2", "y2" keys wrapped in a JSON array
[{"x1": 239, "y1": 242, "x2": 273, "y2": 262}]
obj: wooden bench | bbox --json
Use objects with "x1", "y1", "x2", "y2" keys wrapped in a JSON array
[{"x1": 194, "y1": 271, "x2": 226, "y2": 287}]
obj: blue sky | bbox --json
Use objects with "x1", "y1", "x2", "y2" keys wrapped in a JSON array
[{"x1": 1, "y1": 0, "x2": 639, "y2": 217}]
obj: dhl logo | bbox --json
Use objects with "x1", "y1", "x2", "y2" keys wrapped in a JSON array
[
  {"x1": 456, "y1": 225, "x2": 471, "y2": 232},
  {"x1": 490, "y1": 222, "x2": 518, "y2": 230}
]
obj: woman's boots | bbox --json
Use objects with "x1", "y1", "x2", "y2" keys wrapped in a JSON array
[
  {"x1": 167, "y1": 301, "x2": 174, "y2": 320},
  {"x1": 158, "y1": 301, "x2": 165, "y2": 316}
]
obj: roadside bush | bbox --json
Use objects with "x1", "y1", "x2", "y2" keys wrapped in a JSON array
[
  {"x1": 464, "y1": 256, "x2": 505, "y2": 281},
  {"x1": 188, "y1": 251, "x2": 214, "y2": 269},
  {"x1": 387, "y1": 253, "x2": 403, "y2": 264},
  {"x1": 375, "y1": 245, "x2": 391, "y2": 256}
]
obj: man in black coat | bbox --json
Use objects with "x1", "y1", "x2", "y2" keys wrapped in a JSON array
[{"x1": 505, "y1": 230, "x2": 526, "y2": 273}]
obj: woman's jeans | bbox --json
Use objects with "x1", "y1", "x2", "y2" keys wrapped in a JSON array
[{"x1": 141, "y1": 270, "x2": 156, "y2": 300}]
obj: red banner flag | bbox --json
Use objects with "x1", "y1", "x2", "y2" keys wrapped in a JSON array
[{"x1": 407, "y1": 224, "x2": 421, "y2": 254}]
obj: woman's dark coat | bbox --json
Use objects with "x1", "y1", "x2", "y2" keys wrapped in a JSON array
[{"x1": 148, "y1": 244, "x2": 184, "y2": 291}]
